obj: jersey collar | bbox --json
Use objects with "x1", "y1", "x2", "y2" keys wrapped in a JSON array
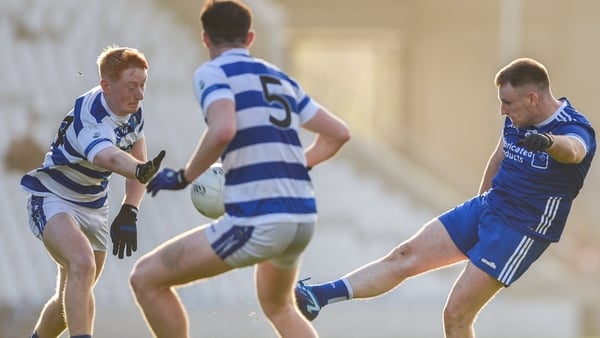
[
  {"x1": 220, "y1": 48, "x2": 251, "y2": 58},
  {"x1": 534, "y1": 99, "x2": 567, "y2": 128},
  {"x1": 100, "y1": 92, "x2": 131, "y2": 124}
]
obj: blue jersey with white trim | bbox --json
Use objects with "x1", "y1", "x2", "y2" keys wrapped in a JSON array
[
  {"x1": 20, "y1": 86, "x2": 144, "y2": 208},
  {"x1": 193, "y1": 48, "x2": 319, "y2": 224},
  {"x1": 486, "y1": 98, "x2": 595, "y2": 242}
]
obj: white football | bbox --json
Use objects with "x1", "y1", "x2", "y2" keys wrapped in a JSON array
[{"x1": 190, "y1": 163, "x2": 225, "y2": 219}]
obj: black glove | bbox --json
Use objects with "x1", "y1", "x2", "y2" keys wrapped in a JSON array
[
  {"x1": 135, "y1": 150, "x2": 166, "y2": 184},
  {"x1": 110, "y1": 204, "x2": 138, "y2": 259},
  {"x1": 517, "y1": 132, "x2": 554, "y2": 151}
]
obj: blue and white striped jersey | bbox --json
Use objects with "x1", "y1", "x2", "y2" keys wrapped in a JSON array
[
  {"x1": 20, "y1": 86, "x2": 145, "y2": 208},
  {"x1": 193, "y1": 48, "x2": 319, "y2": 225},
  {"x1": 486, "y1": 98, "x2": 596, "y2": 242}
]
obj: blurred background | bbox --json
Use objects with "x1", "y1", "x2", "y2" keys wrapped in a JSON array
[{"x1": 1, "y1": 0, "x2": 599, "y2": 337}]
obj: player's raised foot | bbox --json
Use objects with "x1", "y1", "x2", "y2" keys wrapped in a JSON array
[{"x1": 295, "y1": 278, "x2": 321, "y2": 321}]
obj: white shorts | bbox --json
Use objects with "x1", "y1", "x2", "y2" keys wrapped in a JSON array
[
  {"x1": 205, "y1": 216, "x2": 315, "y2": 269},
  {"x1": 27, "y1": 194, "x2": 109, "y2": 251}
]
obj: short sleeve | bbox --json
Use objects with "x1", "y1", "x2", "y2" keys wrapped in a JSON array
[
  {"x1": 293, "y1": 82, "x2": 320, "y2": 124},
  {"x1": 77, "y1": 123, "x2": 115, "y2": 162},
  {"x1": 193, "y1": 63, "x2": 235, "y2": 118},
  {"x1": 560, "y1": 124, "x2": 595, "y2": 156}
]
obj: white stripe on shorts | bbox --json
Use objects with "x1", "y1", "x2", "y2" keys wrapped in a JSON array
[{"x1": 498, "y1": 235, "x2": 533, "y2": 284}]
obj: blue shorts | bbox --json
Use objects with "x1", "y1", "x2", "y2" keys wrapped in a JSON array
[{"x1": 439, "y1": 195, "x2": 550, "y2": 286}]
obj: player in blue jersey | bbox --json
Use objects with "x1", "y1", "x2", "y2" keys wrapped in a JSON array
[
  {"x1": 21, "y1": 46, "x2": 165, "y2": 338},
  {"x1": 294, "y1": 58, "x2": 596, "y2": 337},
  {"x1": 128, "y1": 1, "x2": 350, "y2": 337}
]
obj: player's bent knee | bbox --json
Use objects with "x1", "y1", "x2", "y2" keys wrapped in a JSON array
[
  {"x1": 382, "y1": 243, "x2": 419, "y2": 271},
  {"x1": 67, "y1": 252, "x2": 97, "y2": 279},
  {"x1": 442, "y1": 302, "x2": 474, "y2": 331},
  {"x1": 130, "y1": 258, "x2": 153, "y2": 295},
  {"x1": 261, "y1": 300, "x2": 294, "y2": 321}
]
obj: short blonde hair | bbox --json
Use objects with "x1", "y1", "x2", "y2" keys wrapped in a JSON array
[
  {"x1": 494, "y1": 58, "x2": 550, "y2": 90},
  {"x1": 97, "y1": 45, "x2": 148, "y2": 81}
]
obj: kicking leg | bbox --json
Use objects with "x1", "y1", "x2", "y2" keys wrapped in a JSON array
[
  {"x1": 297, "y1": 218, "x2": 467, "y2": 320},
  {"x1": 331, "y1": 219, "x2": 466, "y2": 299}
]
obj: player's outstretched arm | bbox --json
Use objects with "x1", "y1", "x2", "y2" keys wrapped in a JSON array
[
  {"x1": 135, "y1": 150, "x2": 166, "y2": 183},
  {"x1": 93, "y1": 146, "x2": 165, "y2": 183},
  {"x1": 518, "y1": 132, "x2": 587, "y2": 164},
  {"x1": 544, "y1": 134, "x2": 587, "y2": 164}
]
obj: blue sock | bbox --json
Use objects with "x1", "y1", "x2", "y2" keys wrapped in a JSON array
[
  {"x1": 311, "y1": 278, "x2": 351, "y2": 306},
  {"x1": 71, "y1": 335, "x2": 92, "y2": 338},
  {"x1": 31, "y1": 333, "x2": 39, "y2": 338}
]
